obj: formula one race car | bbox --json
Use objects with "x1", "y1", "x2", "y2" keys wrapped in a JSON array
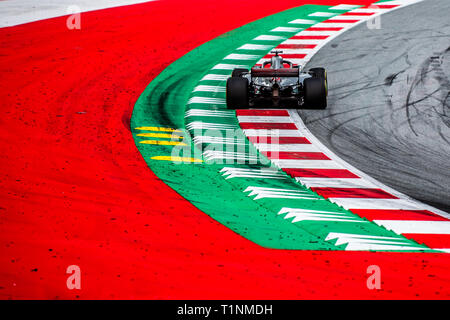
[{"x1": 226, "y1": 51, "x2": 327, "y2": 109}]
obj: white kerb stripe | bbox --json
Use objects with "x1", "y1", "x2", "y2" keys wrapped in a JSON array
[
  {"x1": 187, "y1": 97, "x2": 225, "y2": 104},
  {"x1": 271, "y1": 27, "x2": 302, "y2": 33},
  {"x1": 295, "y1": 30, "x2": 336, "y2": 36},
  {"x1": 237, "y1": 44, "x2": 273, "y2": 50},
  {"x1": 282, "y1": 39, "x2": 323, "y2": 45},
  {"x1": 298, "y1": 178, "x2": 377, "y2": 189},
  {"x1": 254, "y1": 144, "x2": 319, "y2": 152},
  {"x1": 272, "y1": 159, "x2": 342, "y2": 169},
  {"x1": 312, "y1": 22, "x2": 353, "y2": 28},
  {"x1": 237, "y1": 116, "x2": 293, "y2": 123},
  {"x1": 308, "y1": 12, "x2": 336, "y2": 17},
  {"x1": 327, "y1": 15, "x2": 365, "y2": 20},
  {"x1": 282, "y1": 58, "x2": 309, "y2": 65},
  {"x1": 374, "y1": 220, "x2": 450, "y2": 235},
  {"x1": 201, "y1": 74, "x2": 229, "y2": 81},
  {"x1": 288, "y1": 19, "x2": 317, "y2": 25},
  {"x1": 243, "y1": 129, "x2": 303, "y2": 137},
  {"x1": 378, "y1": 0, "x2": 421, "y2": 5},
  {"x1": 329, "y1": 4, "x2": 361, "y2": 10},
  {"x1": 212, "y1": 64, "x2": 249, "y2": 70},
  {"x1": 193, "y1": 85, "x2": 225, "y2": 93},
  {"x1": 331, "y1": 198, "x2": 424, "y2": 211},
  {"x1": 254, "y1": 35, "x2": 286, "y2": 41},
  {"x1": 269, "y1": 48, "x2": 314, "y2": 54},
  {"x1": 350, "y1": 8, "x2": 388, "y2": 14},
  {"x1": 224, "y1": 53, "x2": 259, "y2": 60}
]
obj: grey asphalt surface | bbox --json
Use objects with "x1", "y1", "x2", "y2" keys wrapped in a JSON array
[{"x1": 299, "y1": 0, "x2": 450, "y2": 213}]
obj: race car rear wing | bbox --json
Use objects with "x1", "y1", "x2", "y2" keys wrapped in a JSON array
[{"x1": 251, "y1": 68, "x2": 299, "y2": 77}]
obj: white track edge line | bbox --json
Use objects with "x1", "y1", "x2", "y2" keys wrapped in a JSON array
[{"x1": 288, "y1": 110, "x2": 450, "y2": 219}]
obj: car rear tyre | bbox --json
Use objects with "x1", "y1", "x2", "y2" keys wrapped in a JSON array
[
  {"x1": 304, "y1": 77, "x2": 327, "y2": 109},
  {"x1": 309, "y1": 67, "x2": 327, "y2": 96},
  {"x1": 231, "y1": 68, "x2": 249, "y2": 77},
  {"x1": 309, "y1": 67, "x2": 326, "y2": 79},
  {"x1": 226, "y1": 77, "x2": 249, "y2": 109}
]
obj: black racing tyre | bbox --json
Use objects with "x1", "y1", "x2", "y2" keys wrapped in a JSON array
[
  {"x1": 309, "y1": 67, "x2": 327, "y2": 96},
  {"x1": 226, "y1": 77, "x2": 249, "y2": 109},
  {"x1": 303, "y1": 77, "x2": 327, "y2": 109},
  {"x1": 309, "y1": 67, "x2": 326, "y2": 79},
  {"x1": 231, "y1": 68, "x2": 249, "y2": 77}
]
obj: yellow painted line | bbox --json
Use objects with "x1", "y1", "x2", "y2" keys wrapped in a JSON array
[
  {"x1": 135, "y1": 126, "x2": 182, "y2": 132},
  {"x1": 151, "y1": 156, "x2": 203, "y2": 163},
  {"x1": 136, "y1": 133, "x2": 183, "y2": 139},
  {"x1": 139, "y1": 140, "x2": 187, "y2": 146}
]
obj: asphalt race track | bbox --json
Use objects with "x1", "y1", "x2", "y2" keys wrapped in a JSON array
[{"x1": 299, "y1": 0, "x2": 450, "y2": 213}]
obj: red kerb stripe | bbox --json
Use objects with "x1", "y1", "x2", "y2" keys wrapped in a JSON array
[
  {"x1": 322, "y1": 19, "x2": 359, "y2": 23},
  {"x1": 311, "y1": 187, "x2": 398, "y2": 199},
  {"x1": 283, "y1": 168, "x2": 359, "y2": 178},
  {"x1": 236, "y1": 109, "x2": 289, "y2": 116},
  {"x1": 361, "y1": 4, "x2": 399, "y2": 9},
  {"x1": 306, "y1": 27, "x2": 343, "y2": 31},
  {"x1": 240, "y1": 122, "x2": 297, "y2": 130},
  {"x1": 264, "y1": 53, "x2": 307, "y2": 59},
  {"x1": 350, "y1": 209, "x2": 449, "y2": 222},
  {"x1": 291, "y1": 35, "x2": 329, "y2": 40},
  {"x1": 247, "y1": 136, "x2": 310, "y2": 144},
  {"x1": 276, "y1": 44, "x2": 317, "y2": 49},
  {"x1": 341, "y1": 12, "x2": 375, "y2": 16},
  {"x1": 262, "y1": 151, "x2": 330, "y2": 160},
  {"x1": 402, "y1": 234, "x2": 450, "y2": 248}
]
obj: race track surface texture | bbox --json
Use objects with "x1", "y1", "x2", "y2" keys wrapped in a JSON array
[
  {"x1": 299, "y1": 0, "x2": 450, "y2": 213},
  {"x1": 0, "y1": 0, "x2": 449, "y2": 299}
]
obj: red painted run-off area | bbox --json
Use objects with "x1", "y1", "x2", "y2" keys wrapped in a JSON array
[{"x1": 0, "y1": 0, "x2": 449, "y2": 299}]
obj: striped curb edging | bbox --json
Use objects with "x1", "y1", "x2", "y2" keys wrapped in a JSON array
[
  {"x1": 234, "y1": 0, "x2": 450, "y2": 252},
  {"x1": 132, "y1": 0, "x2": 448, "y2": 252},
  {"x1": 133, "y1": 4, "x2": 396, "y2": 251}
]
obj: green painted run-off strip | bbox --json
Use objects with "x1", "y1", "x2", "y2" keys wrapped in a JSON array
[{"x1": 131, "y1": 3, "x2": 431, "y2": 251}]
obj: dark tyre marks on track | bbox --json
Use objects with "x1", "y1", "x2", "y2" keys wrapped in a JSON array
[{"x1": 299, "y1": 0, "x2": 450, "y2": 212}]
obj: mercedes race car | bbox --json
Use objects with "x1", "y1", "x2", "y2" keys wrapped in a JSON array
[{"x1": 226, "y1": 51, "x2": 327, "y2": 109}]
